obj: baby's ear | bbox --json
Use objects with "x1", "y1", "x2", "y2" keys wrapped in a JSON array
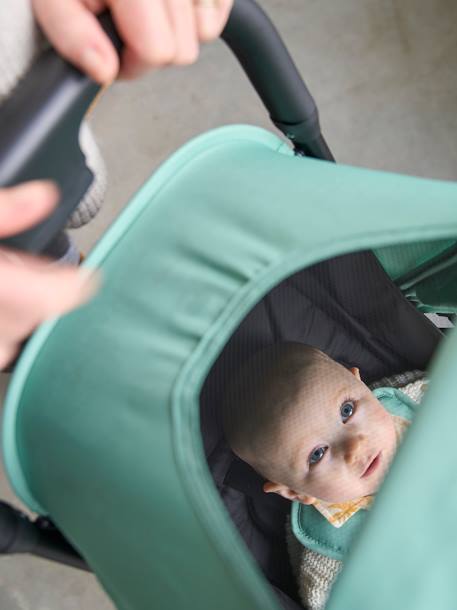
[
  {"x1": 294, "y1": 494, "x2": 317, "y2": 505},
  {"x1": 263, "y1": 481, "x2": 284, "y2": 495},
  {"x1": 263, "y1": 482, "x2": 315, "y2": 505},
  {"x1": 350, "y1": 366, "x2": 361, "y2": 380}
]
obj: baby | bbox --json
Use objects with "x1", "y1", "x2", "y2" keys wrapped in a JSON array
[{"x1": 223, "y1": 341, "x2": 426, "y2": 610}]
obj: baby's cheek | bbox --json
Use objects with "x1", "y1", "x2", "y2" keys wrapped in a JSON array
[
  {"x1": 302, "y1": 471, "x2": 325, "y2": 496},
  {"x1": 379, "y1": 414, "x2": 397, "y2": 459},
  {"x1": 308, "y1": 465, "x2": 339, "y2": 498},
  {"x1": 371, "y1": 401, "x2": 393, "y2": 435}
]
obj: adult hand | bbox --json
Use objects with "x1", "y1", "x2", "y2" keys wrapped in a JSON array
[
  {"x1": 0, "y1": 182, "x2": 98, "y2": 370},
  {"x1": 32, "y1": 0, "x2": 234, "y2": 83}
]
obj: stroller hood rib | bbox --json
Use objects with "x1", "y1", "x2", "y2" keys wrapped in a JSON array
[{"x1": 3, "y1": 125, "x2": 457, "y2": 610}]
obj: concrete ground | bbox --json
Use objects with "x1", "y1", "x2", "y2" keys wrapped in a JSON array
[{"x1": 0, "y1": 0, "x2": 456, "y2": 608}]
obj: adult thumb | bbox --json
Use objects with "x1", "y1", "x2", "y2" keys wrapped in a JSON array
[{"x1": 0, "y1": 181, "x2": 59, "y2": 239}]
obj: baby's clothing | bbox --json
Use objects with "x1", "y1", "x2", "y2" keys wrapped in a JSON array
[{"x1": 287, "y1": 370, "x2": 427, "y2": 610}]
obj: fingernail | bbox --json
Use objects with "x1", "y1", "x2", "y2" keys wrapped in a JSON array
[
  {"x1": 34, "y1": 181, "x2": 60, "y2": 210},
  {"x1": 81, "y1": 48, "x2": 111, "y2": 83},
  {"x1": 7, "y1": 181, "x2": 58, "y2": 217},
  {"x1": 39, "y1": 181, "x2": 60, "y2": 201},
  {"x1": 12, "y1": 180, "x2": 57, "y2": 201}
]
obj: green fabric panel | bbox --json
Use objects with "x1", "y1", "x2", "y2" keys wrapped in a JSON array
[
  {"x1": 291, "y1": 387, "x2": 417, "y2": 561},
  {"x1": 3, "y1": 125, "x2": 457, "y2": 610},
  {"x1": 377, "y1": 239, "x2": 457, "y2": 312},
  {"x1": 374, "y1": 239, "x2": 457, "y2": 281},
  {"x1": 396, "y1": 249, "x2": 457, "y2": 292},
  {"x1": 407, "y1": 262, "x2": 457, "y2": 314},
  {"x1": 373, "y1": 387, "x2": 419, "y2": 421}
]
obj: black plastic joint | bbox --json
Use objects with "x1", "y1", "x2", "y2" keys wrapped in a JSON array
[
  {"x1": 273, "y1": 111, "x2": 321, "y2": 147},
  {"x1": 0, "y1": 502, "x2": 36, "y2": 554}
]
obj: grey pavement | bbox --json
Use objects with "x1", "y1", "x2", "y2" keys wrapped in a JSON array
[{"x1": 0, "y1": 1, "x2": 456, "y2": 608}]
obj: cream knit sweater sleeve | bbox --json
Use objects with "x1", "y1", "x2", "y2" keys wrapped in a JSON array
[
  {"x1": 0, "y1": 0, "x2": 107, "y2": 229},
  {"x1": 286, "y1": 519, "x2": 341, "y2": 610}
]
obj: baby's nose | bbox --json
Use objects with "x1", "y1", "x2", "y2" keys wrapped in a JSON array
[{"x1": 343, "y1": 434, "x2": 367, "y2": 466}]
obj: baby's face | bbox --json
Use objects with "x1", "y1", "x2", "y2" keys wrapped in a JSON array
[{"x1": 269, "y1": 363, "x2": 397, "y2": 504}]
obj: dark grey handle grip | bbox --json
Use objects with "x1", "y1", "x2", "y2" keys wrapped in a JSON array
[
  {"x1": 0, "y1": 1, "x2": 332, "y2": 254},
  {"x1": 0, "y1": 13, "x2": 121, "y2": 254},
  {"x1": 222, "y1": 1, "x2": 333, "y2": 160}
]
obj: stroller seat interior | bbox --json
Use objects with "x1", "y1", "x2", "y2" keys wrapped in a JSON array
[
  {"x1": 1, "y1": 3, "x2": 457, "y2": 610},
  {"x1": 200, "y1": 248, "x2": 442, "y2": 609}
]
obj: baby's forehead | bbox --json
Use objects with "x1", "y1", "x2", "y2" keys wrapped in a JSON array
[
  {"x1": 302, "y1": 354, "x2": 342, "y2": 378},
  {"x1": 298, "y1": 359, "x2": 350, "y2": 395},
  {"x1": 290, "y1": 373, "x2": 357, "y2": 426}
]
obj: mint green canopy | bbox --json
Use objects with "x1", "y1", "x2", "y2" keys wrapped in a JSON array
[{"x1": 3, "y1": 125, "x2": 457, "y2": 610}]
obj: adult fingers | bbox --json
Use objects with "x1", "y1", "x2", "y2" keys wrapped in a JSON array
[
  {"x1": 0, "y1": 255, "x2": 99, "y2": 369},
  {"x1": 115, "y1": 46, "x2": 152, "y2": 81},
  {"x1": 0, "y1": 343, "x2": 18, "y2": 371},
  {"x1": 33, "y1": 0, "x2": 233, "y2": 83},
  {"x1": 0, "y1": 182, "x2": 59, "y2": 239},
  {"x1": 117, "y1": 0, "x2": 199, "y2": 80},
  {"x1": 32, "y1": 0, "x2": 120, "y2": 83},
  {"x1": 194, "y1": 0, "x2": 233, "y2": 43},
  {"x1": 109, "y1": 0, "x2": 176, "y2": 79},
  {"x1": 0, "y1": 256, "x2": 100, "y2": 322},
  {"x1": 166, "y1": 0, "x2": 199, "y2": 65}
]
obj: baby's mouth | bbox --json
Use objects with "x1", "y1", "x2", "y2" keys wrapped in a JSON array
[{"x1": 361, "y1": 452, "x2": 382, "y2": 478}]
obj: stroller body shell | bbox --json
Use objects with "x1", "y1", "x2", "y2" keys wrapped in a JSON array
[{"x1": 4, "y1": 124, "x2": 457, "y2": 610}]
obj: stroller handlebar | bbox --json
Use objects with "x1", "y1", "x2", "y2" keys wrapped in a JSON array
[
  {"x1": 0, "y1": 0, "x2": 332, "y2": 254},
  {"x1": 222, "y1": 1, "x2": 333, "y2": 161},
  {"x1": 0, "y1": 13, "x2": 121, "y2": 254}
]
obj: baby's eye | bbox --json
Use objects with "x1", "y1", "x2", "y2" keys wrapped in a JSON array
[
  {"x1": 340, "y1": 401, "x2": 355, "y2": 423},
  {"x1": 309, "y1": 446, "x2": 327, "y2": 465}
]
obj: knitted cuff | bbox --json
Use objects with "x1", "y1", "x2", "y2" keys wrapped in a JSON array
[
  {"x1": 286, "y1": 517, "x2": 342, "y2": 610},
  {"x1": 369, "y1": 370, "x2": 425, "y2": 391},
  {"x1": 67, "y1": 123, "x2": 107, "y2": 228}
]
